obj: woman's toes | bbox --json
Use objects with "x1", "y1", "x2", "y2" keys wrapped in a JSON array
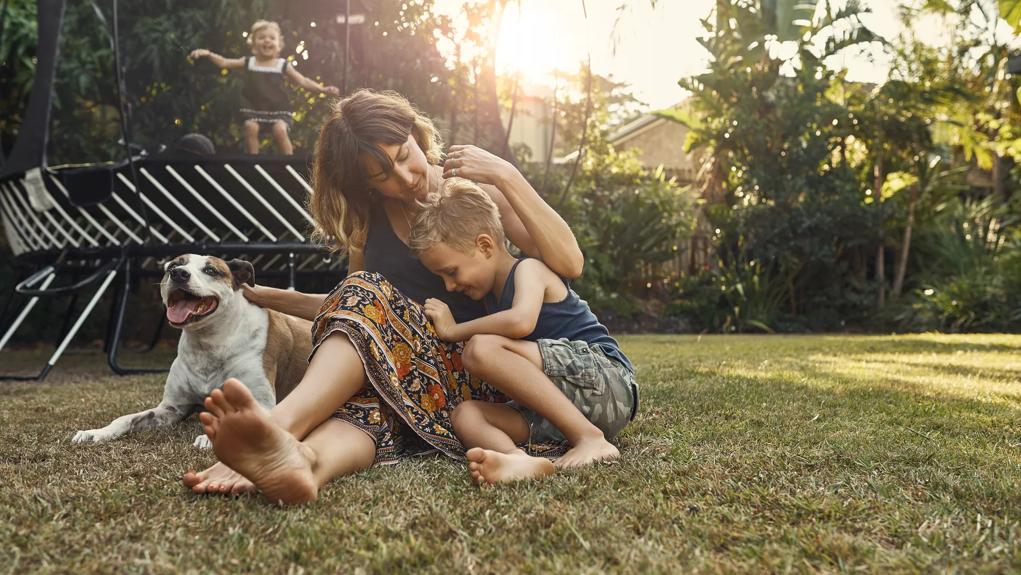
[
  {"x1": 198, "y1": 412, "x2": 218, "y2": 438},
  {"x1": 204, "y1": 396, "x2": 224, "y2": 418},
  {"x1": 209, "y1": 389, "x2": 233, "y2": 414}
]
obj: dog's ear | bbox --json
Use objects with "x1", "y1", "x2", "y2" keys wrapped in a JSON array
[{"x1": 227, "y1": 259, "x2": 255, "y2": 289}]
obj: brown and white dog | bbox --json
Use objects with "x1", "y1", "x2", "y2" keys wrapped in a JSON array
[{"x1": 72, "y1": 254, "x2": 311, "y2": 447}]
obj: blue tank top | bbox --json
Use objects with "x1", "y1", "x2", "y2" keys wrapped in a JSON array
[
  {"x1": 362, "y1": 200, "x2": 486, "y2": 323},
  {"x1": 486, "y1": 258, "x2": 634, "y2": 372}
]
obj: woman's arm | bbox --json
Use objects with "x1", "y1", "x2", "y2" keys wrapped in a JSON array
[
  {"x1": 241, "y1": 248, "x2": 360, "y2": 320},
  {"x1": 242, "y1": 285, "x2": 327, "y2": 321},
  {"x1": 189, "y1": 49, "x2": 245, "y2": 70},
  {"x1": 284, "y1": 66, "x2": 341, "y2": 96},
  {"x1": 442, "y1": 145, "x2": 584, "y2": 279}
]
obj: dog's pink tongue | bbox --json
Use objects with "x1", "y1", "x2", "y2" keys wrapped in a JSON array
[{"x1": 167, "y1": 299, "x2": 199, "y2": 324}]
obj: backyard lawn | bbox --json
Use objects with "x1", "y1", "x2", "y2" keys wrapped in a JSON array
[{"x1": 1, "y1": 334, "x2": 1019, "y2": 573}]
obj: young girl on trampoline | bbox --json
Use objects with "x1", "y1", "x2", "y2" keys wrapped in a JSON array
[{"x1": 189, "y1": 20, "x2": 340, "y2": 155}]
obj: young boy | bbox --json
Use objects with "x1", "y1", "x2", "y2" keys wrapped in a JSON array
[{"x1": 409, "y1": 178, "x2": 638, "y2": 485}]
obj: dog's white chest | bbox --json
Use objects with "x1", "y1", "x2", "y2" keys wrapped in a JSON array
[{"x1": 169, "y1": 302, "x2": 270, "y2": 402}]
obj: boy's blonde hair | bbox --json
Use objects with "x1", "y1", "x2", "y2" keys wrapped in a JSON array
[
  {"x1": 409, "y1": 178, "x2": 505, "y2": 255},
  {"x1": 246, "y1": 20, "x2": 283, "y2": 48},
  {"x1": 310, "y1": 89, "x2": 444, "y2": 253}
]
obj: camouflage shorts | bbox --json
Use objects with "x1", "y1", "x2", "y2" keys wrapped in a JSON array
[{"x1": 509, "y1": 338, "x2": 637, "y2": 445}]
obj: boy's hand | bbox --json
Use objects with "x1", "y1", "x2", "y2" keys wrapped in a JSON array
[
  {"x1": 189, "y1": 49, "x2": 210, "y2": 60},
  {"x1": 424, "y1": 298, "x2": 458, "y2": 341}
]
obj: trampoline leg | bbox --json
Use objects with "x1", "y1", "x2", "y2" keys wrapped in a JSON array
[
  {"x1": 58, "y1": 291, "x2": 80, "y2": 342},
  {"x1": 102, "y1": 274, "x2": 124, "y2": 354},
  {"x1": 142, "y1": 315, "x2": 165, "y2": 353},
  {"x1": 106, "y1": 259, "x2": 167, "y2": 376},
  {"x1": 0, "y1": 274, "x2": 20, "y2": 329},
  {"x1": 36, "y1": 269, "x2": 119, "y2": 382},
  {"x1": 0, "y1": 270, "x2": 57, "y2": 352}
]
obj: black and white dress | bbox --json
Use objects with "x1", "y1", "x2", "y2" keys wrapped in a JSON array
[{"x1": 240, "y1": 56, "x2": 293, "y2": 127}]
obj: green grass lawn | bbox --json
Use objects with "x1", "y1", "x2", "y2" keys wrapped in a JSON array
[{"x1": 2, "y1": 334, "x2": 1020, "y2": 573}]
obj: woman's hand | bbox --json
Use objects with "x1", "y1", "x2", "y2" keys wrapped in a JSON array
[
  {"x1": 241, "y1": 284, "x2": 265, "y2": 307},
  {"x1": 424, "y1": 298, "x2": 459, "y2": 341},
  {"x1": 442, "y1": 145, "x2": 514, "y2": 186},
  {"x1": 189, "y1": 49, "x2": 210, "y2": 60}
]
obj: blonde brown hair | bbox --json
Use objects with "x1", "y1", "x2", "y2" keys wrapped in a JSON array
[
  {"x1": 309, "y1": 89, "x2": 443, "y2": 253},
  {"x1": 408, "y1": 178, "x2": 505, "y2": 256},
  {"x1": 246, "y1": 20, "x2": 283, "y2": 49}
]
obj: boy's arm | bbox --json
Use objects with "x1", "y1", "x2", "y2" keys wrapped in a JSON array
[
  {"x1": 284, "y1": 65, "x2": 341, "y2": 96},
  {"x1": 189, "y1": 49, "x2": 245, "y2": 70},
  {"x1": 424, "y1": 260, "x2": 547, "y2": 342}
]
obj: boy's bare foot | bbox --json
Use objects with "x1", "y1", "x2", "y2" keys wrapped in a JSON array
[
  {"x1": 554, "y1": 436, "x2": 620, "y2": 468},
  {"x1": 200, "y1": 378, "x2": 319, "y2": 505},
  {"x1": 466, "y1": 447, "x2": 554, "y2": 485},
  {"x1": 182, "y1": 462, "x2": 255, "y2": 496}
]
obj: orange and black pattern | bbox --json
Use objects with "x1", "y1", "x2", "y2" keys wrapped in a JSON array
[{"x1": 310, "y1": 271, "x2": 505, "y2": 464}]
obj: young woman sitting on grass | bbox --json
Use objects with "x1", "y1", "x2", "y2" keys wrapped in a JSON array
[{"x1": 183, "y1": 89, "x2": 588, "y2": 504}]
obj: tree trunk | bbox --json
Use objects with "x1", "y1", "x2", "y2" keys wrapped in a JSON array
[
  {"x1": 874, "y1": 156, "x2": 886, "y2": 308},
  {"x1": 993, "y1": 153, "x2": 1013, "y2": 202},
  {"x1": 891, "y1": 186, "x2": 918, "y2": 298},
  {"x1": 448, "y1": 44, "x2": 461, "y2": 143},
  {"x1": 787, "y1": 275, "x2": 797, "y2": 315}
]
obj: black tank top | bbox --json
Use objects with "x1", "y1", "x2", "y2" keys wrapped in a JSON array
[
  {"x1": 362, "y1": 200, "x2": 486, "y2": 323},
  {"x1": 242, "y1": 56, "x2": 290, "y2": 113},
  {"x1": 486, "y1": 258, "x2": 634, "y2": 372}
]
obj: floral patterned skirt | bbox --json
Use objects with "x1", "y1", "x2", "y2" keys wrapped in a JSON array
[{"x1": 310, "y1": 271, "x2": 506, "y2": 464}]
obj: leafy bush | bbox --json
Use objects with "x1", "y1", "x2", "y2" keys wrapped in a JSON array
[{"x1": 895, "y1": 198, "x2": 1021, "y2": 331}]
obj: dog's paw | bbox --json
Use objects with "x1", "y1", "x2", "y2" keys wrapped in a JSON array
[
  {"x1": 193, "y1": 434, "x2": 213, "y2": 449},
  {"x1": 72, "y1": 429, "x2": 110, "y2": 444}
]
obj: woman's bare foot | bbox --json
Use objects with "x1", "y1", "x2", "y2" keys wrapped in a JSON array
[
  {"x1": 466, "y1": 447, "x2": 554, "y2": 485},
  {"x1": 200, "y1": 378, "x2": 319, "y2": 505},
  {"x1": 554, "y1": 436, "x2": 620, "y2": 468},
  {"x1": 182, "y1": 462, "x2": 255, "y2": 496}
]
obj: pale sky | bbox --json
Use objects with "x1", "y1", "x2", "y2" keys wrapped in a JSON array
[{"x1": 432, "y1": 0, "x2": 1011, "y2": 111}]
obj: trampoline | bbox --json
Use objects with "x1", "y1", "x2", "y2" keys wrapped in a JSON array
[{"x1": 0, "y1": 1, "x2": 340, "y2": 381}]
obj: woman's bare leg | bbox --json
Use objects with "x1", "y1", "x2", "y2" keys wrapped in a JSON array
[
  {"x1": 184, "y1": 416, "x2": 375, "y2": 497},
  {"x1": 194, "y1": 378, "x2": 376, "y2": 504},
  {"x1": 270, "y1": 333, "x2": 367, "y2": 439},
  {"x1": 303, "y1": 418, "x2": 376, "y2": 489},
  {"x1": 184, "y1": 333, "x2": 367, "y2": 493}
]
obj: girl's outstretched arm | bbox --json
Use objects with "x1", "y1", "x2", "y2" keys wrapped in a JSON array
[
  {"x1": 284, "y1": 65, "x2": 341, "y2": 96},
  {"x1": 189, "y1": 49, "x2": 245, "y2": 70}
]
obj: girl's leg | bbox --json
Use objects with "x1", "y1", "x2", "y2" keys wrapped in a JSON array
[
  {"x1": 243, "y1": 120, "x2": 260, "y2": 154},
  {"x1": 461, "y1": 335, "x2": 619, "y2": 468},
  {"x1": 270, "y1": 121, "x2": 293, "y2": 155}
]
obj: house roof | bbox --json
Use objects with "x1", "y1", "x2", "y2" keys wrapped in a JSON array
[
  {"x1": 558, "y1": 108, "x2": 678, "y2": 163},
  {"x1": 607, "y1": 114, "x2": 668, "y2": 145}
]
